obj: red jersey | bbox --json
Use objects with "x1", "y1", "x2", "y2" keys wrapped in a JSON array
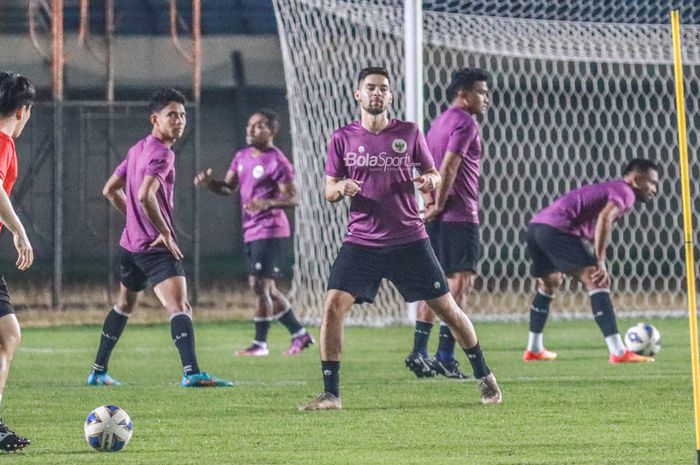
[{"x1": 0, "y1": 131, "x2": 19, "y2": 231}]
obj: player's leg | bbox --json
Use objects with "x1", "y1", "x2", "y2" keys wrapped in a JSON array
[
  {"x1": 430, "y1": 271, "x2": 473, "y2": 378},
  {"x1": 523, "y1": 273, "x2": 561, "y2": 361},
  {"x1": 0, "y1": 308, "x2": 30, "y2": 451},
  {"x1": 88, "y1": 248, "x2": 145, "y2": 385},
  {"x1": 390, "y1": 239, "x2": 501, "y2": 404},
  {"x1": 405, "y1": 302, "x2": 438, "y2": 377},
  {"x1": 236, "y1": 275, "x2": 274, "y2": 356},
  {"x1": 300, "y1": 243, "x2": 382, "y2": 411},
  {"x1": 425, "y1": 293, "x2": 502, "y2": 404},
  {"x1": 153, "y1": 276, "x2": 233, "y2": 386},
  {"x1": 87, "y1": 285, "x2": 138, "y2": 385},
  {"x1": 572, "y1": 266, "x2": 653, "y2": 363},
  {"x1": 299, "y1": 290, "x2": 354, "y2": 411},
  {"x1": 407, "y1": 221, "x2": 440, "y2": 372},
  {"x1": 522, "y1": 224, "x2": 566, "y2": 362},
  {"x1": 270, "y1": 280, "x2": 314, "y2": 355}
]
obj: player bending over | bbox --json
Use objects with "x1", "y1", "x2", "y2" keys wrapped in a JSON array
[{"x1": 523, "y1": 159, "x2": 659, "y2": 364}]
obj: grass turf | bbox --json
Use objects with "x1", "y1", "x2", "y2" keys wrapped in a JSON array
[{"x1": 0, "y1": 317, "x2": 694, "y2": 464}]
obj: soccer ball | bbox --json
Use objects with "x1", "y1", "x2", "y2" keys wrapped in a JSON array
[
  {"x1": 84, "y1": 405, "x2": 133, "y2": 452},
  {"x1": 624, "y1": 322, "x2": 661, "y2": 356}
]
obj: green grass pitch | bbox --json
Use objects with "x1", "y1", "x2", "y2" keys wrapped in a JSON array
[{"x1": 1, "y1": 318, "x2": 694, "y2": 464}]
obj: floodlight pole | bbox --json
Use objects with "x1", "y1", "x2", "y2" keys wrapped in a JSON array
[{"x1": 405, "y1": 0, "x2": 423, "y2": 322}]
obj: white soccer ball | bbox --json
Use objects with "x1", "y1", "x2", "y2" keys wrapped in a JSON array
[
  {"x1": 84, "y1": 405, "x2": 133, "y2": 452},
  {"x1": 624, "y1": 322, "x2": 661, "y2": 356}
]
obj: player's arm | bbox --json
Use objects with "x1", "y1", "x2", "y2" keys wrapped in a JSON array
[
  {"x1": 325, "y1": 175, "x2": 362, "y2": 203},
  {"x1": 0, "y1": 187, "x2": 32, "y2": 271},
  {"x1": 422, "y1": 151, "x2": 461, "y2": 222},
  {"x1": 102, "y1": 174, "x2": 127, "y2": 216},
  {"x1": 193, "y1": 168, "x2": 238, "y2": 195},
  {"x1": 591, "y1": 201, "x2": 620, "y2": 286},
  {"x1": 412, "y1": 167, "x2": 441, "y2": 194},
  {"x1": 245, "y1": 181, "x2": 300, "y2": 213},
  {"x1": 138, "y1": 175, "x2": 183, "y2": 260}
]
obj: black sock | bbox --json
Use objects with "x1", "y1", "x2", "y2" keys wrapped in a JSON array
[
  {"x1": 171, "y1": 314, "x2": 200, "y2": 375},
  {"x1": 412, "y1": 321, "x2": 433, "y2": 358},
  {"x1": 254, "y1": 318, "x2": 271, "y2": 344},
  {"x1": 435, "y1": 324, "x2": 456, "y2": 361},
  {"x1": 463, "y1": 342, "x2": 491, "y2": 379},
  {"x1": 321, "y1": 361, "x2": 340, "y2": 397},
  {"x1": 276, "y1": 307, "x2": 304, "y2": 336},
  {"x1": 93, "y1": 307, "x2": 129, "y2": 373},
  {"x1": 530, "y1": 290, "x2": 553, "y2": 333},
  {"x1": 590, "y1": 290, "x2": 618, "y2": 337}
]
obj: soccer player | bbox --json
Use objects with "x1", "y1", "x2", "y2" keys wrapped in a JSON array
[
  {"x1": 0, "y1": 72, "x2": 35, "y2": 451},
  {"x1": 300, "y1": 67, "x2": 502, "y2": 411},
  {"x1": 522, "y1": 159, "x2": 659, "y2": 363},
  {"x1": 194, "y1": 110, "x2": 313, "y2": 356},
  {"x1": 86, "y1": 89, "x2": 232, "y2": 387},
  {"x1": 405, "y1": 68, "x2": 490, "y2": 380}
]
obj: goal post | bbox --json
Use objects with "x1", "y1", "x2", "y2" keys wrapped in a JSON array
[{"x1": 273, "y1": 0, "x2": 700, "y2": 325}]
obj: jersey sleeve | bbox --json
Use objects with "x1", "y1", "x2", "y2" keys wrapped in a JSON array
[
  {"x1": 0, "y1": 140, "x2": 13, "y2": 182},
  {"x1": 412, "y1": 125, "x2": 435, "y2": 172},
  {"x1": 325, "y1": 131, "x2": 347, "y2": 178},
  {"x1": 146, "y1": 148, "x2": 175, "y2": 184},
  {"x1": 607, "y1": 183, "x2": 636, "y2": 214},
  {"x1": 271, "y1": 153, "x2": 295, "y2": 184},
  {"x1": 113, "y1": 157, "x2": 128, "y2": 178},
  {"x1": 446, "y1": 119, "x2": 478, "y2": 158}
]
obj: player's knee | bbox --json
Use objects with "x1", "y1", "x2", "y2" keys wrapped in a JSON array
[
  {"x1": 251, "y1": 278, "x2": 270, "y2": 297},
  {"x1": 539, "y1": 274, "x2": 562, "y2": 294},
  {"x1": 323, "y1": 299, "x2": 348, "y2": 319}
]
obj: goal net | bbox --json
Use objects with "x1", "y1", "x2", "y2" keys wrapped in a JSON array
[{"x1": 273, "y1": 0, "x2": 700, "y2": 325}]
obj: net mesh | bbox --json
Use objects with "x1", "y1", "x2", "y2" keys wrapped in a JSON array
[{"x1": 273, "y1": 0, "x2": 700, "y2": 325}]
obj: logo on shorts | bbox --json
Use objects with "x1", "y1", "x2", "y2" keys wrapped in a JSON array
[
  {"x1": 254, "y1": 262, "x2": 262, "y2": 270},
  {"x1": 273, "y1": 267, "x2": 280, "y2": 274},
  {"x1": 252, "y1": 165, "x2": 264, "y2": 179},
  {"x1": 392, "y1": 139, "x2": 407, "y2": 153},
  {"x1": 434, "y1": 281, "x2": 441, "y2": 289}
]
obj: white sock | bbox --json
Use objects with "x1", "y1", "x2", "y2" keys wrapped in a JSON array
[
  {"x1": 527, "y1": 332, "x2": 544, "y2": 353},
  {"x1": 605, "y1": 334, "x2": 626, "y2": 356},
  {"x1": 252, "y1": 340, "x2": 268, "y2": 349}
]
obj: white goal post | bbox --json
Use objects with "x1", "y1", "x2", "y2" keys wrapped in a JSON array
[{"x1": 273, "y1": 0, "x2": 700, "y2": 325}]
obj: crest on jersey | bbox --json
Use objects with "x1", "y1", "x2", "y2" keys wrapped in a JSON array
[
  {"x1": 358, "y1": 146, "x2": 365, "y2": 153},
  {"x1": 392, "y1": 139, "x2": 407, "y2": 153},
  {"x1": 252, "y1": 165, "x2": 264, "y2": 179}
]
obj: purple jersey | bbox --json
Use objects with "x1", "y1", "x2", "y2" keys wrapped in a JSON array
[
  {"x1": 114, "y1": 135, "x2": 177, "y2": 253},
  {"x1": 530, "y1": 180, "x2": 636, "y2": 241},
  {"x1": 230, "y1": 146, "x2": 294, "y2": 243},
  {"x1": 426, "y1": 106, "x2": 482, "y2": 223},
  {"x1": 325, "y1": 119, "x2": 434, "y2": 247}
]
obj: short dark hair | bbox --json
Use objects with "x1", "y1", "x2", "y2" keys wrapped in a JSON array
[
  {"x1": 148, "y1": 88, "x2": 186, "y2": 115},
  {"x1": 357, "y1": 66, "x2": 390, "y2": 86},
  {"x1": 252, "y1": 109, "x2": 280, "y2": 133},
  {"x1": 0, "y1": 72, "x2": 36, "y2": 117},
  {"x1": 623, "y1": 158, "x2": 659, "y2": 176},
  {"x1": 446, "y1": 68, "x2": 490, "y2": 100}
]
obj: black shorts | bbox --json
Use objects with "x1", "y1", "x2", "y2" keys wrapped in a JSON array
[
  {"x1": 120, "y1": 247, "x2": 186, "y2": 292},
  {"x1": 0, "y1": 276, "x2": 14, "y2": 317},
  {"x1": 525, "y1": 223, "x2": 597, "y2": 278},
  {"x1": 426, "y1": 221, "x2": 481, "y2": 274},
  {"x1": 245, "y1": 238, "x2": 287, "y2": 278},
  {"x1": 327, "y1": 239, "x2": 449, "y2": 304}
]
